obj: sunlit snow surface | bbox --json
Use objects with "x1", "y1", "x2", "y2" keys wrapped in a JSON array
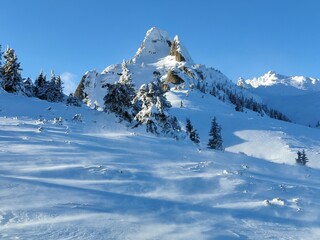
[{"x1": 1, "y1": 92, "x2": 320, "y2": 240}]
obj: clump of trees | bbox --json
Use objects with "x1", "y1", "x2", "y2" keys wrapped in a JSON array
[
  {"x1": 0, "y1": 44, "x2": 66, "y2": 103},
  {"x1": 205, "y1": 80, "x2": 291, "y2": 122},
  {"x1": 34, "y1": 70, "x2": 64, "y2": 102},
  {"x1": 103, "y1": 62, "x2": 181, "y2": 136},
  {"x1": 66, "y1": 93, "x2": 81, "y2": 107},
  {"x1": 103, "y1": 61, "x2": 135, "y2": 122},
  {"x1": 132, "y1": 81, "x2": 180, "y2": 135},
  {"x1": 296, "y1": 150, "x2": 308, "y2": 165}
]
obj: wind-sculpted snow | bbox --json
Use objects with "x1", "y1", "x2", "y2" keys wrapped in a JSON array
[{"x1": 1, "y1": 91, "x2": 320, "y2": 239}]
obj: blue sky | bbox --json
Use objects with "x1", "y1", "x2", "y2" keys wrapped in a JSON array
[{"x1": 1, "y1": 0, "x2": 320, "y2": 93}]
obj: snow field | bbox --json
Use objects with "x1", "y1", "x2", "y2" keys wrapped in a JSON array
[{"x1": 0, "y1": 92, "x2": 320, "y2": 239}]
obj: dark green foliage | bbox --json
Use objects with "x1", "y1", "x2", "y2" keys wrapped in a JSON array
[
  {"x1": 186, "y1": 118, "x2": 193, "y2": 133},
  {"x1": 47, "y1": 72, "x2": 64, "y2": 102},
  {"x1": 104, "y1": 62, "x2": 135, "y2": 122},
  {"x1": 170, "y1": 116, "x2": 181, "y2": 133},
  {"x1": 209, "y1": 82, "x2": 290, "y2": 122},
  {"x1": 23, "y1": 78, "x2": 35, "y2": 97},
  {"x1": 66, "y1": 93, "x2": 81, "y2": 107},
  {"x1": 34, "y1": 71, "x2": 48, "y2": 100},
  {"x1": 235, "y1": 99, "x2": 244, "y2": 112},
  {"x1": 186, "y1": 118, "x2": 200, "y2": 144},
  {"x1": 207, "y1": 117, "x2": 223, "y2": 150},
  {"x1": 34, "y1": 71, "x2": 64, "y2": 102},
  {"x1": 133, "y1": 80, "x2": 180, "y2": 135},
  {"x1": 296, "y1": 150, "x2": 308, "y2": 165},
  {"x1": 1, "y1": 47, "x2": 23, "y2": 93}
]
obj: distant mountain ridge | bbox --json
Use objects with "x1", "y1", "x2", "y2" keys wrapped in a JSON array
[
  {"x1": 239, "y1": 71, "x2": 320, "y2": 126},
  {"x1": 239, "y1": 71, "x2": 320, "y2": 94}
]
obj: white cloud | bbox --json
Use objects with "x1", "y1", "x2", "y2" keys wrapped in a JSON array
[{"x1": 60, "y1": 72, "x2": 78, "y2": 95}]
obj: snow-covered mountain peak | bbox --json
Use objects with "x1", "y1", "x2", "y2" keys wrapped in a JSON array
[
  {"x1": 266, "y1": 70, "x2": 278, "y2": 76},
  {"x1": 132, "y1": 27, "x2": 171, "y2": 64},
  {"x1": 244, "y1": 71, "x2": 320, "y2": 92},
  {"x1": 146, "y1": 27, "x2": 169, "y2": 40},
  {"x1": 239, "y1": 71, "x2": 320, "y2": 126},
  {"x1": 170, "y1": 35, "x2": 193, "y2": 64},
  {"x1": 132, "y1": 27, "x2": 194, "y2": 65}
]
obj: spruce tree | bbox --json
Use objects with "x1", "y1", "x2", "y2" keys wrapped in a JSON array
[
  {"x1": 47, "y1": 71, "x2": 64, "y2": 102},
  {"x1": 186, "y1": 118, "x2": 200, "y2": 144},
  {"x1": 66, "y1": 93, "x2": 81, "y2": 107},
  {"x1": 133, "y1": 80, "x2": 178, "y2": 135},
  {"x1": 55, "y1": 75, "x2": 64, "y2": 101},
  {"x1": 301, "y1": 150, "x2": 309, "y2": 165},
  {"x1": 1, "y1": 47, "x2": 23, "y2": 93},
  {"x1": 104, "y1": 61, "x2": 135, "y2": 122},
  {"x1": 34, "y1": 70, "x2": 48, "y2": 100},
  {"x1": 23, "y1": 77, "x2": 35, "y2": 97},
  {"x1": 296, "y1": 150, "x2": 308, "y2": 165},
  {"x1": 46, "y1": 70, "x2": 57, "y2": 102},
  {"x1": 186, "y1": 118, "x2": 193, "y2": 134},
  {"x1": 296, "y1": 151, "x2": 302, "y2": 164},
  {"x1": 207, "y1": 117, "x2": 223, "y2": 150}
]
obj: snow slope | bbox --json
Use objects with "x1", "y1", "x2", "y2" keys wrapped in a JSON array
[
  {"x1": 241, "y1": 71, "x2": 320, "y2": 126},
  {"x1": 1, "y1": 27, "x2": 320, "y2": 239},
  {"x1": 1, "y1": 88, "x2": 320, "y2": 239}
]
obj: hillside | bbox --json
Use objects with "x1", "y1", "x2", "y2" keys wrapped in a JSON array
[
  {"x1": 1, "y1": 83, "x2": 320, "y2": 239},
  {"x1": 1, "y1": 27, "x2": 320, "y2": 239}
]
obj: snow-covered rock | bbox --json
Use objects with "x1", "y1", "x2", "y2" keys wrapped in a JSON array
[{"x1": 133, "y1": 27, "x2": 172, "y2": 64}]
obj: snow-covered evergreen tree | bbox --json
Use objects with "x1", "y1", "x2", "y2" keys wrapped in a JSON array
[
  {"x1": 296, "y1": 150, "x2": 308, "y2": 165},
  {"x1": 23, "y1": 78, "x2": 35, "y2": 97},
  {"x1": 104, "y1": 61, "x2": 135, "y2": 122},
  {"x1": 207, "y1": 117, "x2": 223, "y2": 150},
  {"x1": 46, "y1": 71, "x2": 57, "y2": 101},
  {"x1": 34, "y1": 70, "x2": 48, "y2": 100},
  {"x1": 186, "y1": 118, "x2": 200, "y2": 144},
  {"x1": 133, "y1": 80, "x2": 180, "y2": 135},
  {"x1": 1, "y1": 47, "x2": 23, "y2": 93},
  {"x1": 54, "y1": 75, "x2": 64, "y2": 101},
  {"x1": 66, "y1": 93, "x2": 81, "y2": 107},
  {"x1": 47, "y1": 71, "x2": 64, "y2": 102}
]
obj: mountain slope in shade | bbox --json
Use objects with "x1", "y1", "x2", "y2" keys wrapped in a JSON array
[{"x1": 239, "y1": 71, "x2": 320, "y2": 126}]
